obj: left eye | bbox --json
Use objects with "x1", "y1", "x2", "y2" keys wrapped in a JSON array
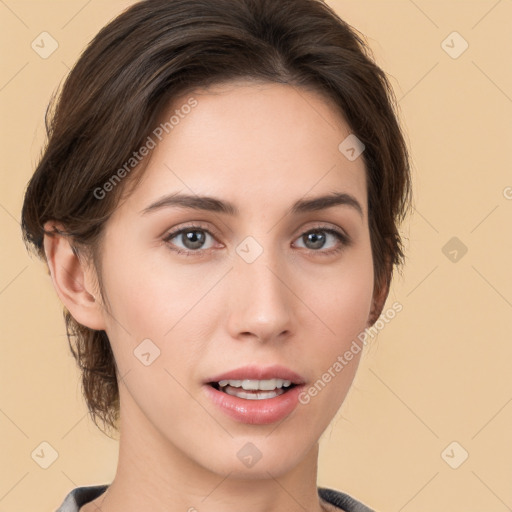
[
  {"x1": 294, "y1": 229, "x2": 348, "y2": 252},
  {"x1": 163, "y1": 226, "x2": 349, "y2": 256}
]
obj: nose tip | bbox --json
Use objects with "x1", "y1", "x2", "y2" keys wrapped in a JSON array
[{"x1": 226, "y1": 258, "x2": 294, "y2": 343}]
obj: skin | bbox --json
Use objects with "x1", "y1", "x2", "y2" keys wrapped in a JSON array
[{"x1": 44, "y1": 81, "x2": 389, "y2": 512}]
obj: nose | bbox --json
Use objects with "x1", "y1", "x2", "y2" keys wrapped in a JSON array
[{"x1": 226, "y1": 248, "x2": 294, "y2": 343}]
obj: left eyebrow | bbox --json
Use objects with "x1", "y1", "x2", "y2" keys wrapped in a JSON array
[{"x1": 140, "y1": 191, "x2": 364, "y2": 219}]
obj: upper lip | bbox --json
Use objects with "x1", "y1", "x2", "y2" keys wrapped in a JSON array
[{"x1": 204, "y1": 365, "x2": 306, "y2": 385}]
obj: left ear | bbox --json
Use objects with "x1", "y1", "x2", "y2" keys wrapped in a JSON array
[{"x1": 367, "y1": 256, "x2": 392, "y2": 328}]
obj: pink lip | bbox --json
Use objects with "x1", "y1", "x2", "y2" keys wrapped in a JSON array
[
  {"x1": 202, "y1": 383, "x2": 305, "y2": 425},
  {"x1": 202, "y1": 365, "x2": 306, "y2": 425},
  {"x1": 204, "y1": 364, "x2": 306, "y2": 385}
]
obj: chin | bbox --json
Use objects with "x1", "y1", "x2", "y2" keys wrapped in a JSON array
[{"x1": 195, "y1": 435, "x2": 313, "y2": 480}]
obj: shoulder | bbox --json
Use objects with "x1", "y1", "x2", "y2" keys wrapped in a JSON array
[
  {"x1": 55, "y1": 484, "x2": 109, "y2": 512},
  {"x1": 318, "y1": 486, "x2": 376, "y2": 512}
]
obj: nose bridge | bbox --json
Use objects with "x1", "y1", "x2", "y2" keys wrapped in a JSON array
[{"x1": 227, "y1": 240, "x2": 293, "y2": 341}]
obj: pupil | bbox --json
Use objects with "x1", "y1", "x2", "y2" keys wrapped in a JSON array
[
  {"x1": 184, "y1": 230, "x2": 205, "y2": 249},
  {"x1": 306, "y1": 232, "x2": 325, "y2": 249}
]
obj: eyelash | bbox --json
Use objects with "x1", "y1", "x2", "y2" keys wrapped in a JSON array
[{"x1": 162, "y1": 222, "x2": 351, "y2": 258}]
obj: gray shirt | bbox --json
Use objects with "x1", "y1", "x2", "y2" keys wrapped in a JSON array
[{"x1": 55, "y1": 484, "x2": 375, "y2": 512}]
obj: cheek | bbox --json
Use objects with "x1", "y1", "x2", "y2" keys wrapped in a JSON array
[
  {"x1": 300, "y1": 244, "x2": 373, "y2": 404},
  {"x1": 98, "y1": 247, "x2": 220, "y2": 377},
  {"x1": 310, "y1": 277, "x2": 371, "y2": 379},
  {"x1": 331, "y1": 268, "x2": 373, "y2": 333},
  {"x1": 297, "y1": 261, "x2": 373, "y2": 427},
  {"x1": 99, "y1": 247, "x2": 185, "y2": 335},
  {"x1": 314, "y1": 244, "x2": 374, "y2": 341}
]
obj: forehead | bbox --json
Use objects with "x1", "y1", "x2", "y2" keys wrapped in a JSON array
[{"x1": 120, "y1": 81, "x2": 367, "y2": 217}]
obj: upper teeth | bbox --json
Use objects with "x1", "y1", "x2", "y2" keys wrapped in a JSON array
[{"x1": 217, "y1": 379, "x2": 292, "y2": 390}]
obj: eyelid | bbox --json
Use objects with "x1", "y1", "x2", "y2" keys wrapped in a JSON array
[
  {"x1": 298, "y1": 222, "x2": 350, "y2": 242},
  {"x1": 162, "y1": 222, "x2": 222, "y2": 247}
]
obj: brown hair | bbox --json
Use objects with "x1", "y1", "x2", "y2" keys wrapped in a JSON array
[{"x1": 21, "y1": 0, "x2": 412, "y2": 436}]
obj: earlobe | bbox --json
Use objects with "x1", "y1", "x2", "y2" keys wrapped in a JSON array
[{"x1": 43, "y1": 221, "x2": 106, "y2": 331}]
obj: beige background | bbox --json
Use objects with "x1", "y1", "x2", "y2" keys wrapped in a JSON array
[{"x1": 1, "y1": 1, "x2": 511, "y2": 511}]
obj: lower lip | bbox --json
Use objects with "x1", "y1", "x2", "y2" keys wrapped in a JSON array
[{"x1": 203, "y1": 384, "x2": 304, "y2": 425}]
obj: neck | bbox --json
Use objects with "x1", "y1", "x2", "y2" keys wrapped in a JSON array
[{"x1": 92, "y1": 390, "x2": 327, "y2": 512}]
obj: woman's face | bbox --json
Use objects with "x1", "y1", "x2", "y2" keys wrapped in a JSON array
[{"x1": 94, "y1": 81, "x2": 377, "y2": 478}]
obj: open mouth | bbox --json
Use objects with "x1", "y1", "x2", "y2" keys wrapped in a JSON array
[{"x1": 208, "y1": 378, "x2": 297, "y2": 400}]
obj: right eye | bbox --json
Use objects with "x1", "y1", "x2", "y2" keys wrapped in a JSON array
[{"x1": 163, "y1": 225, "x2": 218, "y2": 256}]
